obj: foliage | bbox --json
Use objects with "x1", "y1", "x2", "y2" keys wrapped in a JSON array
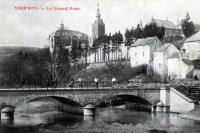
[
  {"x1": 181, "y1": 12, "x2": 195, "y2": 38},
  {"x1": 54, "y1": 45, "x2": 71, "y2": 83},
  {"x1": 125, "y1": 23, "x2": 165, "y2": 46},
  {"x1": 0, "y1": 48, "x2": 52, "y2": 88},
  {"x1": 162, "y1": 35, "x2": 183, "y2": 44},
  {"x1": 93, "y1": 32, "x2": 123, "y2": 48},
  {"x1": 92, "y1": 33, "x2": 121, "y2": 61},
  {"x1": 111, "y1": 31, "x2": 123, "y2": 47},
  {"x1": 125, "y1": 28, "x2": 133, "y2": 46},
  {"x1": 73, "y1": 63, "x2": 147, "y2": 83},
  {"x1": 125, "y1": 25, "x2": 143, "y2": 46},
  {"x1": 70, "y1": 40, "x2": 88, "y2": 61},
  {"x1": 142, "y1": 22, "x2": 165, "y2": 39},
  {"x1": 71, "y1": 43, "x2": 78, "y2": 60}
]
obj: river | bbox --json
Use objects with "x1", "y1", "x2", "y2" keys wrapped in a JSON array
[{"x1": 0, "y1": 107, "x2": 200, "y2": 133}]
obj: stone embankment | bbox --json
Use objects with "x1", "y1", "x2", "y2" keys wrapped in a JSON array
[{"x1": 179, "y1": 105, "x2": 200, "y2": 121}]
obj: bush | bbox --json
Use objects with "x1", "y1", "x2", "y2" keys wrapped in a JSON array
[{"x1": 72, "y1": 62, "x2": 147, "y2": 83}]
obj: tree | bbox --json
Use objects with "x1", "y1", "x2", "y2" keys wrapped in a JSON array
[
  {"x1": 125, "y1": 24, "x2": 143, "y2": 46},
  {"x1": 54, "y1": 45, "x2": 70, "y2": 83},
  {"x1": 181, "y1": 12, "x2": 195, "y2": 38},
  {"x1": 142, "y1": 22, "x2": 165, "y2": 39},
  {"x1": 125, "y1": 28, "x2": 132, "y2": 46},
  {"x1": 133, "y1": 24, "x2": 143, "y2": 39},
  {"x1": 0, "y1": 48, "x2": 52, "y2": 88},
  {"x1": 71, "y1": 43, "x2": 78, "y2": 60},
  {"x1": 116, "y1": 31, "x2": 123, "y2": 46}
]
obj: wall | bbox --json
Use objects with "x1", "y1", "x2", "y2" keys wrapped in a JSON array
[
  {"x1": 153, "y1": 52, "x2": 165, "y2": 79},
  {"x1": 159, "y1": 87, "x2": 195, "y2": 113},
  {"x1": 87, "y1": 52, "x2": 95, "y2": 63},
  {"x1": 168, "y1": 57, "x2": 194, "y2": 79},
  {"x1": 129, "y1": 45, "x2": 150, "y2": 67},
  {"x1": 193, "y1": 69, "x2": 200, "y2": 79},
  {"x1": 181, "y1": 41, "x2": 200, "y2": 60},
  {"x1": 179, "y1": 61, "x2": 194, "y2": 78},
  {"x1": 153, "y1": 44, "x2": 180, "y2": 81},
  {"x1": 165, "y1": 28, "x2": 181, "y2": 37},
  {"x1": 167, "y1": 58, "x2": 180, "y2": 78},
  {"x1": 169, "y1": 88, "x2": 194, "y2": 113}
]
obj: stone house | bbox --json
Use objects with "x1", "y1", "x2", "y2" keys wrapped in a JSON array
[
  {"x1": 153, "y1": 43, "x2": 180, "y2": 81},
  {"x1": 181, "y1": 31, "x2": 200, "y2": 60},
  {"x1": 129, "y1": 37, "x2": 162, "y2": 67},
  {"x1": 167, "y1": 53, "x2": 194, "y2": 79}
]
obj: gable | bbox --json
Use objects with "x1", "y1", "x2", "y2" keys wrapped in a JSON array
[
  {"x1": 130, "y1": 37, "x2": 161, "y2": 47},
  {"x1": 185, "y1": 31, "x2": 200, "y2": 43}
]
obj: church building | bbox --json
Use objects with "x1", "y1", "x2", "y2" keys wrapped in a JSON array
[{"x1": 92, "y1": 4, "x2": 105, "y2": 40}]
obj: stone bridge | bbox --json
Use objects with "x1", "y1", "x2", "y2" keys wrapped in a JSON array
[
  {"x1": 0, "y1": 88, "x2": 160, "y2": 107},
  {"x1": 0, "y1": 87, "x2": 195, "y2": 113}
]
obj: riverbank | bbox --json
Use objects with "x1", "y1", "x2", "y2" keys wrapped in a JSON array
[{"x1": 179, "y1": 105, "x2": 200, "y2": 121}]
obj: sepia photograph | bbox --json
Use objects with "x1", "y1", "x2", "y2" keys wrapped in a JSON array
[{"x1": 0, "y1": 0, "x2": 200, "y2": 132}]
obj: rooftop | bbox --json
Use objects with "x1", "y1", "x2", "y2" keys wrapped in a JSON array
[
  {"x1": 168, "y1": 53, "x2": 179, "y2": 59},
  {"x1": 155, "y1": 43, "x2": 172, "y2": 52},
  {"x1": 130, "y1": 37, "x2": 158, "y2": 47},
  {"x1": 147, "y1": 18, "x2": 179, "y2": 30},
  {"x1": 182, "y1": 59, "x2": 193, "y2": 65},
  {"x1": 185, "y1": 31, "x2": 200, "y2": 43}
]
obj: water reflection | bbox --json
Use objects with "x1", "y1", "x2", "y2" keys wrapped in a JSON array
[
  {"x1": 14, "y1": 112, "x2": 83, "y2": 126},
  {"x1": 1, "y1": 119, "x2": 14, "y2": 125},
  {"x1": 0, "y1": 107, "x2": 200, "y2": 133}
]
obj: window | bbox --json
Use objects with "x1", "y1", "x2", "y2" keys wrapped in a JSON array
[
  {"x1": 187, "y1": 53, "x2": 190, "y2": 58},
  {"x1": 159, "y1": 63, "x2": 162, "y2": 68},
  {"x1": 135, "y1": 53, "x2": 137, "y2": 57},
  {"x1": 198, "y1": 51, "x2": 200, "y2": 59},
  {"x1": 143, "y1": 52, "x2": 144, "y2": 56}
]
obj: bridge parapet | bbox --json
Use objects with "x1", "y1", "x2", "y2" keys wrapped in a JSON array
[{"x1": 0, "y1": 88, "x2": 161, "y2": 107}]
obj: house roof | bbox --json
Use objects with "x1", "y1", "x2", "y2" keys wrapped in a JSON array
[
  {"x1": 168, "y1": 54, "x2": 193, "y2": 65},
  {"x1": 173, "y1": 39, "x2": 185, "y2": 50},
  {"x1": 130, "y1": 37, "x2": 158, "y2": 47},
  {"x1": 185, "y1": 31, "x2": 200, "y2": 43},
  {"x1": 182, "y1": 59, "x2": 193, "y2": 65},
  {"x1": 155, "y1": 43, "x2": 172, "y2": 52},
  {"x1": 194, "y1": 24, "x2": 200, "y2": 32},
  {"x1": 168, "y1": 53, "x2": 179, "y2": 59},
  {"x1": 147, "y1": 19, "x2": 179, "y2": 29}
]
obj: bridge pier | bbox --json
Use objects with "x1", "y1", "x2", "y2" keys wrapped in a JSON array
[
  {"x1": 151, "y1": 105, "x2": 157, "y2": 112},
  {"x1": 1, "y1": 106, "x2": 14, "y2": 122},
  {"x1": 158, "y1": 87, "x2": 170, "y2": 113},
  {"x1": 83, "y1": 104, "x2": 96, "y2": 116}
]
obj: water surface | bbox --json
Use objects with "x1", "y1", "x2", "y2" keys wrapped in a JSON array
[{"x1": 0, "y1": 107, "x2": 200, "y2": 133}]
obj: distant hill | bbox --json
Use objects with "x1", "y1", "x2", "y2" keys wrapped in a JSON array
[{"x1": 0, "y1": 46, "x2": 41, "y2": 63}]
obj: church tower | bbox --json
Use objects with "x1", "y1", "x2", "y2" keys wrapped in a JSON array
[{"x1": 92, "y1": 4, "x2": 105, "y2": 40}]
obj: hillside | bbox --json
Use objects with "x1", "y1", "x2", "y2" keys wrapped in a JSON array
[{"x1": 0, "y1": 46, "x2": 41, "y2": 63}]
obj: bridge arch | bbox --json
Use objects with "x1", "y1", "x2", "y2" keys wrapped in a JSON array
[
  {"x1": 95, "y1": 94, "x2": 151, "y2": 107},
  {"x1": 15, "y1": 96, "x2": 83, "y2": 115},
  {"x1": 0, "y1": 88, "x2": 160, "y2": 108}
]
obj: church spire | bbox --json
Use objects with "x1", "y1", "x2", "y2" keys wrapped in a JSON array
[
  {"x1": 96, "y1": 3, "x2": 101, "y2": 22},
  {"x1": 60, "y1": 20, "x2": 64, "y2": 30}
]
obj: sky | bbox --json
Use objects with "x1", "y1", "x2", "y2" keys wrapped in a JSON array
[{"x1": 0, "y1": 0, "x2": 200, "y2": 48}]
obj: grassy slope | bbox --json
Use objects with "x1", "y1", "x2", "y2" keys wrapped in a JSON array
[
  {"x1": 0, "y1": 46, "x2": 41, "y2": 71},
  {"x1": 0, "y1": 46, "x2": 40, "y2": 61}
]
